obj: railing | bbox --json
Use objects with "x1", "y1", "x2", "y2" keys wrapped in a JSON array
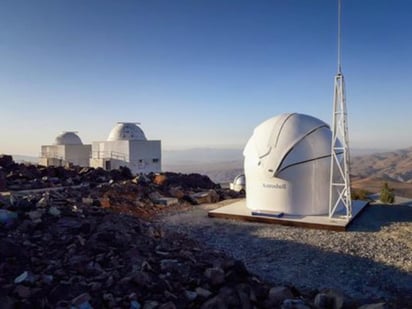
[
  {"x1": 39, "y1": 152, "x2": 63, "y2": 160},
  {"x1": 91, "y1": 151, "x2": 126, "y2": 161}
]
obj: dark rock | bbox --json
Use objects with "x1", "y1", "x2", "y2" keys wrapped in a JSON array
[
  {"x1": 0, "y1": 155, "x2": 14, "y2": 169},
  {"x1": 72, "y1": 292, "x2": 92, "y2": 308},
  {"x1": 14, "y1": 285, "x2": 31, "y2": 298},
  {"x1": 235, "y1": 284, "x2": 254, "y2": 308},
  {"x1": 219, "y1": 286, "x2": 240, "y2": 307},
  {"x1": 160, "y1": 259, "x2": 179, "y2": 272},
  {"x1": 158, "y1": 301, "x2": 176, "y2": 309},
  {"x1": 200, "y1": 295, "x2": 227, "y2": 309},
  {"x1": 282, "y1": 299, "x2": 311, "y2": 309},
  {"x1": 357, "y1": 303, "x2": 388, "y2": 309},
  {"x1": 268, "y1": 286, "x2": 294, "y2": 305},
  {"x1": 184, "y1": 290, "x2": 197, "y2": 301},
  {"x1": 195, "y1": 287, "x2": 212, "y2": 298},
  {"x1": 314, "y1": 289, "x2": 344, "y2": 309},
  {"x1": 0, "y1": 296, "x2": 15, "y2": 309},
  {"x1": 190, "y1": 190, "x2": 219, "y2": 204},
  {"x1": 0, "y1": 239, "x2": 26, "y2": 258},
  {"x1": 14, "y1": 271, "x2": 35, "y2": 284},
  {"x1": 204, "y1": 267, "x2": 225, "y2": 286},
  {"x1": 130, "y1": 300, "x2": 142, "y2": 309},
  {"x1": 0, "y1": 169, "x2": 6, "y2": 191},
  {"x1": 143, "y1": 301, "x2": 159, "y2": 309},
  {"x1": 0, "y1": 209, "x2": 18, "y2": 227}
]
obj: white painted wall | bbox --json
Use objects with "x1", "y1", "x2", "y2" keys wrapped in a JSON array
[
  {"x1": 39, "y1": 144, "x2": 91, "y2": 167},
  {"x1": 64, "y1": 144, "x2": 91, "y2": 167},
  {"x1": 90, "y1": 140, "x2": 161, "y2": 174},
  {"x1": 129, "y1": 140, "x2": 161, "y2": 174}
]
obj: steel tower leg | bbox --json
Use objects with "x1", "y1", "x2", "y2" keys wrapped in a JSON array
[{"x1": 329, "y1": 73, "x2": 352, "y2": 219}]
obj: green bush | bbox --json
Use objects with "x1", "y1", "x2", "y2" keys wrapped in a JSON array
[
  {"x1": 351, "y1": 188, "x2": 371, "y2": 200},
  {"x1": 379, "y1": 182, "x2": 395, "y2": 204}
]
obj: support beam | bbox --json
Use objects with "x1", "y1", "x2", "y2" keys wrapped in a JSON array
[{"x1": 329, "y1": 73, "x2": 352, "y2": 219}]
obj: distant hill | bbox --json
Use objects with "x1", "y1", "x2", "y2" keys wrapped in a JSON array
[
  {"x1": 5, "y1": 154, "x2": 38, "y2": 164},
  {"x1": 163, "y1": 160, "x2": 243, "y2": 184},
  {"x1": 351, "y1": 147, "x2": 412, "y2": 183},
  {"x1": 7, "y1": 147, "x2": 412, "y2": 194},
  {"x1": 162, "y1": 147, "x2": 408, "y2": 184},
  {"x1": 163, "y1": 148, "x2": 243, "y2": 164},
  {"x1": 351, "y1": 147, "x2": 412, "y2": 197},
  {"x1": 162, "y1": 147, "x2": 399, "y2": 184},
  {"x1": 162, "y1": 148, "x2": 243, "y2": 183}
]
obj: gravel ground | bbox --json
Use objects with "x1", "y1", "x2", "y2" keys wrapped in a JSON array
[{"x1": 156, "y1": 200, "x2": 412, "y2": 303}]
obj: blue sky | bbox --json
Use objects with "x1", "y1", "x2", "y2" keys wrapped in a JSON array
[{"x1": 1, "y1": 0, "x2": 411, "y2": 156}]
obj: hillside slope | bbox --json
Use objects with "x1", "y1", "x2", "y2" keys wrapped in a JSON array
[{"x1": 351, "y1": 147, "x2": 412, "y2": 183}]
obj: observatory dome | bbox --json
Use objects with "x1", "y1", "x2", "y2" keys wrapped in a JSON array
[
  {"x1": 54, "y1": 132, "x2": 83, "y2": 145},
  {"x1": 107, "y1": 123, "x2": 147, "y2": 141},
  {"x1": 243, "y1": 113, "x2": 334, "y2": 216},
  {"x1": 233, "y1": 174, "x2": 246, "y2": 186},
  {"x1": 230, "y1": 174, "x2": 246, "y2": 192}
]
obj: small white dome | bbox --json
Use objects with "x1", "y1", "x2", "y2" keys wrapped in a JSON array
[
  {"x1": 54, "y1": 131, "x2": 83, "y2": 145},
  {"x1": 107, "y1": 123, "x2": 147, "y2": 141},
  {"x1": 233, "y1": 174, "x2": 246, "y2": 186}
]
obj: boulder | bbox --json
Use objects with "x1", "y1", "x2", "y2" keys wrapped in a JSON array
[
  {"x1": 314, "y1": 289, "x2": 344, "y2": 309},
  {"x1": 190, "y1": 190, "x2": 219, "y2": 204},
  {"x1": 0, "y1": 155, "x2": 14, "y2": 169},
  {"x1": 357, "y1": 303, "x2": 388, "y2": 309},
  {"x1": 0, "y1": 169, "x2": 6, "y2": 191},
  {"x1": 204, "y1": 267, "x2": 225, "y2": 286},
  {"x1": 268, "y1": 286, "x2": 294, "y2": 305},
  {"x1": 153, "y1": 174, "x2": 167, "y2": 186},
  {"x1": 169, "y1": 186, "x2": 185, "y2": 199}
]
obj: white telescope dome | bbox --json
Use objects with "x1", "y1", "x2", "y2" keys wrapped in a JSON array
[
  {"x1": 107, "y1": 122, "x2": 147, "y2": 141},
  {"x1": 233, "y1": 174, "x2": 246, "y2": 186},
  {"x1": 243, "y1": 113, "x2": 334, "y2": 216},
  {"x1": 54, "y1": 131, "x2": 83, "y2": 145},
  {"x1": 230, "y1": 174, "x2": 246, "y2": 192}
]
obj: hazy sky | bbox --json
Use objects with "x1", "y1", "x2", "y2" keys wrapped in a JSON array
[{"x1": 1, "y1": 0, "x2": 411, "y2": 156}]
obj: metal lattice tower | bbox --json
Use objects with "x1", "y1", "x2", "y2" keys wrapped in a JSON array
[{"x1": 329, "y1": 0, "x2": 352, "y2": 219}]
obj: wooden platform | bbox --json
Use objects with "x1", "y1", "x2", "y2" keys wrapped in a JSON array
[{"x1": 208, "y1": 199, "x2": 368, "y2": 231}]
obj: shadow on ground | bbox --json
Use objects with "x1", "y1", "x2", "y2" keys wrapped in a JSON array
[
  {"x1": 159, "y1": 205, "x2": 412, "y2": 306},
  {"x1": 349, "y1": 204, "x2": 412, "y2": 232}
]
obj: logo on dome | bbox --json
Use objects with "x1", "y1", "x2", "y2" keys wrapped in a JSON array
[{"x1": 262, "y1": 183, "x2": 286, "y2": 189}]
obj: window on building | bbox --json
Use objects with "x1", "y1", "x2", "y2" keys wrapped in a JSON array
[{"x1": 152, "y1": 158, "x2": 159, "y2": 163}]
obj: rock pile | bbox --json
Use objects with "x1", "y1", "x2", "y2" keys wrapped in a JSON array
[
  {"x1": 1, "y1": 185, "x2": 315, "y2": 309},
  {"x1": 0, "y1": 155, "x2": 243, "y2": 218},
  {"x1": 0, "y1": 156, "x2": 393, "y2": 308}
]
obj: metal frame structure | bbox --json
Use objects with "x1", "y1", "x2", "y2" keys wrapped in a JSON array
[{"x1": 329, "y1": 0, "x2": 352, "y2": 219}]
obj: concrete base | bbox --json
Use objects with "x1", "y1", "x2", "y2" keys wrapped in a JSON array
[{"x1": 208, "y1": 199, "x2": 368, "y2": 231}]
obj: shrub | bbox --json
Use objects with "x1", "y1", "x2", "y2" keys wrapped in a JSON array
[
  {"x1": 351, "y1": 188, "x2": 371, "y2": 200},
  {"x1": 379, "y1": 182, "x2": 395, "y2": 204}
]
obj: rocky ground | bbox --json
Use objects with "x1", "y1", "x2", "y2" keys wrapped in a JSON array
[
  {"x1": 156, "y1": 202, "x2": 412, "y2": 308},
  {"x1": 0, "y1": 154, "x2": 410, "y2": 308}
]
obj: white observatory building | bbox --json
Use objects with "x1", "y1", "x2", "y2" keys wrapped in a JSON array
[
  {"x1": 89, "y1": 122, "x2": 161, "y2": 174},
  {"x1": 230, "y1": 174, "x2": 246, "y2": 193},
  {"x1": 243, "y1": 113, "x2": 334, "y2": 216},
  {"x1": 39, "y1": 131, "x2": 92, "y2": 167},
  {"x1": 209, "y1": 1, "x2": 357, "y2": 227}
]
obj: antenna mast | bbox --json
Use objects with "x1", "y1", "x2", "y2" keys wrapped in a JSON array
[{"x1": 329, "y1": 0, "x2": 352, "y2": 219}]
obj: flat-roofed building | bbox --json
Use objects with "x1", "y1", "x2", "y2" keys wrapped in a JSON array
[
  {"x1": 90, "y1": 122, "x2": 161, "y2": 174},
  {"x1": 39, "y1": 131, "x2": 91, "y2": 167}
]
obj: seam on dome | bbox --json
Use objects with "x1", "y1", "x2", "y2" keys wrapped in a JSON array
[
  {"x1": 274, "y1": 113, "x2": 296, "y2": 148},
  {"x1": 273, "y1": 124, "x2": 330, "y2": 176}
]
